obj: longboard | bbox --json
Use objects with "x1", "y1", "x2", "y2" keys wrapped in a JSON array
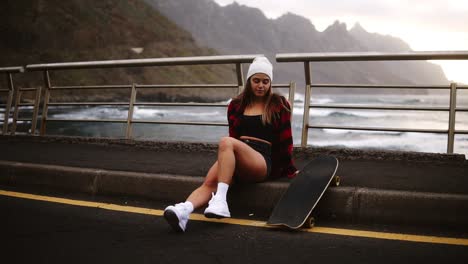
[{"x1": 267, "y1": 155, "x2": 339, "y2": 229}]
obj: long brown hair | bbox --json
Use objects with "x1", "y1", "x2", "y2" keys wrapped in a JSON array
[{"x1": 235, "y1": 77, "x2": 291, "y2": 125}]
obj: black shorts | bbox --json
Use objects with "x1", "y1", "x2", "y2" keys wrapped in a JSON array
[{"x1": 241, "y1": 138, "x2": 272, "y2": 178}]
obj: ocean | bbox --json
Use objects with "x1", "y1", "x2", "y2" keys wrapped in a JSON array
[{"x1": 2, "y1": 91, "x2": 468, "y2": 156}]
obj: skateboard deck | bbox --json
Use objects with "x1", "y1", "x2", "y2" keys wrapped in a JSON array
[{"x1": 267, "y1": 155, "x2": 339, "y2": 229}]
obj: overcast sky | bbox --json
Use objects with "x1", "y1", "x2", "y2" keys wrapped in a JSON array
[{"x1": 214, "y1": 0, "x2": 468, "y2": 84}]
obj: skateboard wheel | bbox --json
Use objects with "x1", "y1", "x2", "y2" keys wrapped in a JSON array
[
  {"x1": 332, "y1": 176, "x2": 340, "y2": 187},
  {"x1": 303, "y1": 216, "x2": 315, "y2": 229}
]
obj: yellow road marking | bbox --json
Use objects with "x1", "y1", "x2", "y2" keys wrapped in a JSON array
[{"x1": 1, "y1": 189, "x2": 468, "y2": 247}]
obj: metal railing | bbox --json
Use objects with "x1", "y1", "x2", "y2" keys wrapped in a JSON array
[
  {"x1": 3, "y1": 52, "x2": 468, "y2": 154},
  {"x1": 0, "y1": 67, "x2": 24, "y2": 135},
  {"x1": 10, "y1": 86, "x2": 42, "y2": 135},
  {"x1": 24, "y1": 55, "x2": 295, "y2": 138},
  {"x1": 276, "y1": 51, "x2": 468, "y2": 153}
]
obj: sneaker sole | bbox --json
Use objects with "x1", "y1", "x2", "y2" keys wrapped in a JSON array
[
  {"x1": 204, "y1": 212, "x2": 231, "y2": 219},
  {"x1": 164, "y1": 210, "x2": 184, "y2": 232}
]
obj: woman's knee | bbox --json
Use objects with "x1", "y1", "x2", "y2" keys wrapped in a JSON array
[{"x1": 218, "y1": 136, "x2": 235, "y2": 152}]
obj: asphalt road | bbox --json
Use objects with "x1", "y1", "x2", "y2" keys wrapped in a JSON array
[{"x1": 2, "y1": 188, "x2": 468, "y2": 264}]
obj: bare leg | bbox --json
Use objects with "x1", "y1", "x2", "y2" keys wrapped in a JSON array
[
  {"x1": 186, "y1": 137, "x2": 268, "y2": 209},
  {"x1": 186, "y1": 161, "x2": 218, "y2": 209},
  {"x1": 164, "y1": 137, "x2": 268, "y2": 230}
]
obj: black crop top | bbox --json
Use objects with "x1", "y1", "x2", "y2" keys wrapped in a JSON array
[{"x1": 239, "y1": 115, "x2": 274, "y2": 143}]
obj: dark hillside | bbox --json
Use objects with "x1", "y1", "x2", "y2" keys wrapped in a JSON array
[{"x1": 0, "y1": 0, "x2": 236, "y2": 102}]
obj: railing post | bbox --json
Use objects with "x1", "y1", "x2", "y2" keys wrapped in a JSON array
[
  {"x1": 11, "y1": 90, "x2": 21, "y2": 135},
  {"x1": 3, "y1": 73, "x2": 15, "y2": 134},
  {"x1": 40, "y1": 70, "x2": 51, "y2": 136},
  {"x1": 301, "y1": 62, "x2": 312, "y2": 147},
  {"x1": 31, "y1": 87, "x2": 42, "y2": 135},
  {"x1": 235, "y1": 63, "x2": 244, "y2": 94},
  {"x1": 288, "y1": 81, "x2": 296, "y2": 111},
  {"x1": 447, "y1": 82, "x2": 457, "y2": 153},
  {"x1": 126, "y1": 83, "x2": 137, "y2": 139}
]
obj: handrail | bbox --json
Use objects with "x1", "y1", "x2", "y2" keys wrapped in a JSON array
[
  {"x1": 26, "y1": 55, "x2": 264, "y2": 136},
  {"x1": 277, "y1": 51, "x2": 468, "y2": 62},
  {"x1": 310, "y1": 84, "x2": 452, "y2": 89},
  {"x1": 276, "y1": 51, "x2": 468, "y2": 153},
  {"x1": 3, "y1": 52, "x2": 467, "y2": 154},
  {"x1": 22, "y1": 55, "x2": 296, "y2": 139},
  {"x1": 25, "y1": 55, "x2": 262, "y2": 71},
  {"x1": 0, "y1": 67, "x2": 24, "y2": 73},
  {"x1": 41, "y1": 83, "x2": 296, "y2": 135}
]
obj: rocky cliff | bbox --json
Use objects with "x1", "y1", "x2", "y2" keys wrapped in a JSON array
[{"x1": 147, "y1": 0, "x2": 449, "y2": 94}]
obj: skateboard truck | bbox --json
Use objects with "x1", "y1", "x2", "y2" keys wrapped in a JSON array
[{"x1": 301, "y1": 176, "x2": 340, "y2": 229}]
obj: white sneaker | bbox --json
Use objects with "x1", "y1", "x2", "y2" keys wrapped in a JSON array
[
  {"x1": 164, "y1": 203, "x2": 190, "y2": 232},
  {"x1": 204, "y1": 193, "x2": 231, "y2": 218}
]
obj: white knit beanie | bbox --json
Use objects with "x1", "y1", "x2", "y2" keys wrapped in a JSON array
[{"x1": 246, "y1": 56, "x2": 273, "y2": 81}]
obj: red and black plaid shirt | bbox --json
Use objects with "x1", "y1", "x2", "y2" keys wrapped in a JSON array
[{"x1": 227, "y1": 96, "x2": 297, "y2": 179}]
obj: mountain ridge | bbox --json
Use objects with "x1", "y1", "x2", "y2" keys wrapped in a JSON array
[{"x1": 146, "y1": 0, "x2": 449, "y2": 94}]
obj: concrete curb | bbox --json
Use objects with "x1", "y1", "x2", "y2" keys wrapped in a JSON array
[{"x1": 1, "y1": 160, "x2": 468, "y2": 228}]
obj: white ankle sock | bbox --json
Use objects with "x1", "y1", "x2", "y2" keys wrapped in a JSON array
[
  {"x1": 215, "y1": 182, "x2": 229, "y2": 201},
  {"x1": 182, "y1": 201, "x2": 194, "y2": 214}
]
